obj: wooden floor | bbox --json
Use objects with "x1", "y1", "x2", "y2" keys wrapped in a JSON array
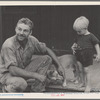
[{"x1": 46, "y1": 80, "x2": 85, "y2": 92}]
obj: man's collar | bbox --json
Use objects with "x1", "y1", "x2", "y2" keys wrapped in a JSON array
[
  {"x1": 14, "y1": 35, "x2": 31, "y2": 50},
  {"x1": 14, "y1": 35, "x2": 21, "y2": 49}
]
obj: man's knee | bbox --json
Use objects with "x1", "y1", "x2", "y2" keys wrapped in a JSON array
[{"x1": 3, "y1": 77, "x2": 27, "y2": 92}]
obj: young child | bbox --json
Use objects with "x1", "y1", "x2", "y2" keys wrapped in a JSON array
[{"x1": 71, "y1": 16, "x2": 100, "y2": 87}]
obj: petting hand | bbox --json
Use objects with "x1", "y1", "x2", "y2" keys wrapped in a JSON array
[
  {"x1": 95, "y1": 54, "x2": 100, "y2": 62},
  {"x1": 37, "y1": 74, "x2": 46, "y2": 82},
  {"x1": 57, "y1": 66, "x2": 64, "y2": 77},
  {"x1": 57, "y1": 66, "x2": 67, "y2": 87}
]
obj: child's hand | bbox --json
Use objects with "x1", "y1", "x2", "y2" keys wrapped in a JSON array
[
  {"x1": 71, "y1": 43, "x2": 77, "y2": 54},
  {"x1": 95, "y1": 54, "x2": 100, "y2": 62}
]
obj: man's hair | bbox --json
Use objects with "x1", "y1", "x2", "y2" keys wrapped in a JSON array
[
  {"x1": 17, "y1": 18, "x2": 34, "y2": 30},
  {"x1": 73, "y1": 16, "x2": 89, "y2": 31}
]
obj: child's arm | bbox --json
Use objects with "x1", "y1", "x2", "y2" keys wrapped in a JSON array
[{"x1": 94, "y1": 44, "x2": 100, "y2": 62}]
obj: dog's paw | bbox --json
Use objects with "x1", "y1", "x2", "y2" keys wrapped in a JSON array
[
  {"x1": 78, "y1": 83, "x2": 85, "y2": 88},
  {"x1": 62, "y1": 81, "x2": 67, "y2": 87},
  {"x1": 74, "y1": 80, "x2": 79, "y2": 84}
]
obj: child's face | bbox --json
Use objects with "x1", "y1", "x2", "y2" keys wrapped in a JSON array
[{"x1": 76, "y1": 28, "x2": 87, "y2": 35}]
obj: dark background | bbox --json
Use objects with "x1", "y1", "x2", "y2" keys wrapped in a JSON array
[{"x1": 0, "y1": 6, "x2": 100, "y2": 52}]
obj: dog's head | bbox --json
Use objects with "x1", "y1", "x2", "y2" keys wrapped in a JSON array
[{"x1": 47, "y1": 70, "x2": 63, "y2": 80}]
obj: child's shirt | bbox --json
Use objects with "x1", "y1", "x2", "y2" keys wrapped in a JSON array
[{"x1": 75, "y1": 33, "x2": 100, "y2": 50}]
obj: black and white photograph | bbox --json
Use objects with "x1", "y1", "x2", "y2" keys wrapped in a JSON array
[{"x1": 0, "y1": 1, "x2": 100, "y2": 98}]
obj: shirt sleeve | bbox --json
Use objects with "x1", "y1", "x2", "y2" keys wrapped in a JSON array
[
  {"x1": 34, "y1": 41, "x2": 47, "y2": 54},
  {"x1": 1, "y1": 45, "x2": 17, "y2": 69},
  {"x1": 90, "y1": 33, "x2": 100, "y2": 45},
  {"x1": 31, "y1": 36, "x2": 47, "y2": 54}
]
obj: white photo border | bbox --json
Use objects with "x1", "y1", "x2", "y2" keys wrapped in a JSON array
[{"x1": 0, "y1": 1, "x2": 100, "y2": 99}]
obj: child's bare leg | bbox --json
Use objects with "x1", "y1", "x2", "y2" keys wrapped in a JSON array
[
  {"x1": 84, "y1": 66, "x2": 91, "y2": 92},
  {"x1": 77, "y1": 61, "x2": 85, "y2": 87},
  {"x1": 84, "y1": 71, "x2": 91, "y2": 92}
]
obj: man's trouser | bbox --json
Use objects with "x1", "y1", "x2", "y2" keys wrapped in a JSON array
[{"x1": 0, "y1": 55, "x2": 52, "y2": 92}]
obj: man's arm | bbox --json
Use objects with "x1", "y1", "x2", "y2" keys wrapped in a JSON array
[
  {"x1": 1, "y1": 44, "x2": 45, "y2": 82},
  {"x1": 46, "y1": 47, "x2": 65, "y2": 76},
  {"x1": 46, "y1": 47, "x2": 61, "y2": 67},
  {"x1": 9, "y1": 66, "x2": 46, "y2": 82}
]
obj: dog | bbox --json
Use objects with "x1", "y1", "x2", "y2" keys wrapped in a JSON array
[
  {"x1": 47, "y1": 54, "x2": 100, "y2": 92},
  {"x1": 47, "y1": 54, "x2": 82, "y2": 87},
  {"x1": 58, "y1": 54, "x2": 81, "y2": 87}
]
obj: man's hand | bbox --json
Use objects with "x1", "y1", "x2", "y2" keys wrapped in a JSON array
[
  {"x1": 37, "y1": 74, "x2": 46, "y2": 82},
  {"x1": 58, "y1": 66, "x2": 68, "y2": 87},
  {"x1": 57, "y1": 65, "x2": 65, "y2": 78}
]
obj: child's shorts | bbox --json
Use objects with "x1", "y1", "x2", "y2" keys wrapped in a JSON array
[{"x1": 75, "y1": 48, "x2": 94, "y2": 67}]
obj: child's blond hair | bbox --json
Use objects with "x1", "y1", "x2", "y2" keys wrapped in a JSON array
[{"x1": 73, "y1": 16, "x2": 89, "y2": 31}]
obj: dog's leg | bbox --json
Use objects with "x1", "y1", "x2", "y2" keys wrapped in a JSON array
[
  {"x1": 72, "y1": 63, "x2": 80, "y2": 84},
  {"x1": 63, "y1": 79, "x2": 67, "y2": 87},
  {"x1": 62, "y1": 66, "x2": 68, "y2": 87},
  {"x1": 58, "y1": 56, "x2": 68, "y2": 87}
]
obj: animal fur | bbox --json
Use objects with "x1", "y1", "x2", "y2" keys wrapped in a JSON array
[{"x1": 58, "y1": 54, "x2": 81, "y2": 87}]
